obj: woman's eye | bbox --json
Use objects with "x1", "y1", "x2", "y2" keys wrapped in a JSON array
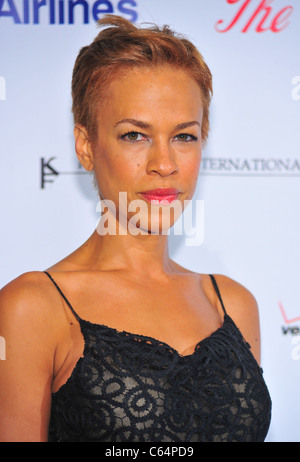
[
  {"x1": 121, "y1": 131, "x2": 146, "y2": 142},
  {"x1": 175, "y1": 133, "x2": 198, "y2": 142}
]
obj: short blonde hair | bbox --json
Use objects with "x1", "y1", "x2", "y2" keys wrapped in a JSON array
[{"x1": 72, "y1": 15, "x2": 213, "y2": 142}]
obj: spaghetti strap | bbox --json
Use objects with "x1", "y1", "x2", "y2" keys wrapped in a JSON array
[
  {"x1": 44, "y1": 271, "x2": 81, "y2": 322},
  {"x1": 209, "y1": 274, "x2": 227, "y2": 315}
]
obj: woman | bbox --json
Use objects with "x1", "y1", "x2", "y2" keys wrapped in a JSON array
[{"x1": 0, "y1": 15, "x2": 271, "y2": 442}]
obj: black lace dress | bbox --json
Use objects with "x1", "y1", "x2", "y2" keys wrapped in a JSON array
[{"x1": 45, "y1": 272, "x2": 271, "y2": 442}]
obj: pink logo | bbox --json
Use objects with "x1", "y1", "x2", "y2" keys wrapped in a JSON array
[
  {"x1": 215, "y1": 0, "x2": 293, "y2": 33},
  {"x1": 279, "y1": 302, "x2": 300, "y2": 325}
]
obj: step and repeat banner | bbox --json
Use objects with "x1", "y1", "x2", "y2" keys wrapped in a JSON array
[{"x1": 1, "y1": 0, "x2": 299, "y2": 442}]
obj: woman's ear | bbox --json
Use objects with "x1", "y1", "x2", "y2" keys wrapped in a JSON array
[{"x1": 73, "y1": 124, "x2": 94, "y2": 171}]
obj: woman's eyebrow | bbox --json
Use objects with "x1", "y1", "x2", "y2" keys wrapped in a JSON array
[
  {"x1": 114, "y1": 118, "x2": 200, "y2": 130},
  {"x1": 175, "y1": 121, "x2": 200, "y2": 130},
  {"x1": 114, "y1": 118, "x2": 151, "y2": 129}
]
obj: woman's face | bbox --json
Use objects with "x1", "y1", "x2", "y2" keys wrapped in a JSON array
[{"x1": 78, "y1": 66, "x2": 204, "y2": 235}]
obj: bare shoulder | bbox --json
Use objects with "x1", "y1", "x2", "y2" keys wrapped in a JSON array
[
  {"x1": 0, "y1": 271, "x2": 66, "y2": 359},
  {"x1": 1, "y1": 270, "x2": 50, "y2": 299},
  {"x1": 209, "y1": 274, "x2": 261, "y2": 365},
  {"x1": 0, "y1": 271, "x2": 59, "y2": 327},
  {"x1": 210, "y1": 274, "x2": 258, "y2": 312}
]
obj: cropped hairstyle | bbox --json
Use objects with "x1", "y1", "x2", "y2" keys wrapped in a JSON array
[{"x1": 72, "y1": 15, "x2": 213, "y2": 143}]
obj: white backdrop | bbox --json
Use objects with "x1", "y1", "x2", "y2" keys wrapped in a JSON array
[{"x1": 1, "y1": 0, "x2": 300, "y2": 442}]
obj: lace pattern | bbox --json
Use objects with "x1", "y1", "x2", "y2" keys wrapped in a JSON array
[{"x1": 48, "y1": 314, "x2": 271, "y2": 442}]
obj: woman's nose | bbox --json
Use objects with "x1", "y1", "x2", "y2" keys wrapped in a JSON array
[{"x1": 146, "y1": 141, "x2": 178, "y2": 176}]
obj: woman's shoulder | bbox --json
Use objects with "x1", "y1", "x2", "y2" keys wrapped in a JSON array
[
  {"x1": 0, "y1": 271, "x2": 63, "y2": 332},
  {"x1": 1, "y1": 270, "x2": 53, "y2": 302},
  {"x1": 171, "y1": 261, "x2": 258, "y2": 307},
  {"x1": 209, "y1": 273, "x2": 261, "y2": 364},
  {"x1": 208, "y1": 273, "x2": 258, "y2": 314}
]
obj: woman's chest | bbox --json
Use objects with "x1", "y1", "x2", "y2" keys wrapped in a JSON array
[
  {"x1": 72, "y1": 275, "x2": 221, "y2": 348},
  {"x1": 52, "y1": 274, "x2": 222, "y2": 391}
]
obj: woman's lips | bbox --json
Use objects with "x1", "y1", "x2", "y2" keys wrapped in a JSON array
[{"x1": 140, "y1": 188, "x2": 180, "y2": 204}]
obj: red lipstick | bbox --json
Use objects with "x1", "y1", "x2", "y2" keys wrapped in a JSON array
[{"x1": 140, "y1": 188, "x2": 180, "y2": 204}]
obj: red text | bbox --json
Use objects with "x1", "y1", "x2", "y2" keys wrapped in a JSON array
[{"x1": 215, "y1": 0, "x2": 293, "y2": 33}]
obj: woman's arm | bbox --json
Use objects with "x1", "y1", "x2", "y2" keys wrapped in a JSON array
[{"x1": 0, "y1": 273, "x2": 56, "y2": 442}]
